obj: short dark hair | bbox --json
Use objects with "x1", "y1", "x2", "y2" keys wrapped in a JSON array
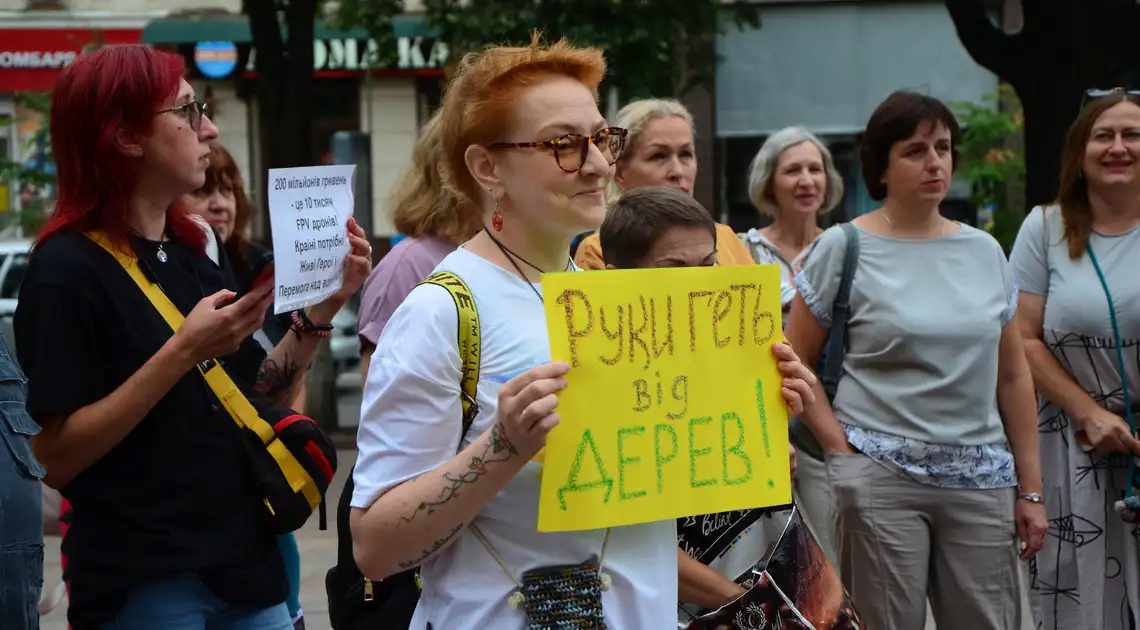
[
  {"x1": 600, "y1": 187, "x2": 717, "y2": 269},
  {"x1": 859, "y1": 91, "x2": 961, "y2": 201}
]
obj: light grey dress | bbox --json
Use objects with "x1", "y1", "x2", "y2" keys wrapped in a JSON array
[{"x1": 1009, "y1": 205, "x2": 1140, "y2": 630}]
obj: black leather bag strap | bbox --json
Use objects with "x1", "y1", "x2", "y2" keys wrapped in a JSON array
[
  {"x1": 789, "y1": 223, "x2": 859, "y2": 460},
  {"x1": 819, "y1": 222, "x2": 860, "y2": 401}
]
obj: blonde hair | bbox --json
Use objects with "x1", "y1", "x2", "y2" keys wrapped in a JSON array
[
  {"x1": 437, "y1": 32, "x2": 607, "y2": 209},
  {"x1": 609, "y1": 98, "x2": 695, "y2": 199},
  {"x1": 747, "y1": 126, "x2": 843, "y2": 216},
  {"x1": 389, "y1": 111, "x2": 480, "y2": 243}
]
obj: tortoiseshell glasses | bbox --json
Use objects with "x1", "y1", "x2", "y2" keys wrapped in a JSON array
[{"x1": 488, "y1": 127, "x2": 628, "y2": 173}]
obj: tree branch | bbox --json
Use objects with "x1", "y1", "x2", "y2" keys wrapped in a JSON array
[{"x1": 944, "y1": 0, "x2": 1017, "y2": 80}]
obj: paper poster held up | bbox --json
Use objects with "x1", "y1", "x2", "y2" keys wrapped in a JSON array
[
  {"x1": 536, "y1": 265, "x2": 791, "y2": 532},
  {"x1": 267, "y1": 164, "x2": 356, "y2": 314}
]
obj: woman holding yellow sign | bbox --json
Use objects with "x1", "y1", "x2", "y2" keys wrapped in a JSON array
[
  {"x1": 349, "y1": 36, "x2": 680, "y2": 629},
  {"x1": 349, "y1": 36, "x2": 819, "y2": 630}
]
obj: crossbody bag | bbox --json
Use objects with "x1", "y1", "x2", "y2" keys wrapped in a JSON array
[{"x1": 86, "y1": 231, "x2": 337, "y2": 535}]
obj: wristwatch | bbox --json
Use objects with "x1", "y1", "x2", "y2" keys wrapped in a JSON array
[{"x1": 1018, "y1": 492, "x2": 1044, "y2": 505}]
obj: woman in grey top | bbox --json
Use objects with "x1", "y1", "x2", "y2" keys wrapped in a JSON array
[
  {"x1": 739, "y1": 126, "x2": 844, "y2": 310},
  {"x1": 1010, "y1": 89, "x2": 1140, "y2": 630},
  {"x1": 786, "y1": 90, "x2": 1046, "y2": 630}
]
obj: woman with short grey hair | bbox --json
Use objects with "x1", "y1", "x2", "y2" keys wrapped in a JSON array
[
  {"x1": 739, "y1": 126, "x2": 843, "y2": 310},
  {"x1": 739, "y1": 127, "x2": 844, "y2": 567}
]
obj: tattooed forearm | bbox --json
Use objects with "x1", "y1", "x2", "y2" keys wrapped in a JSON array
[
  {"x1": 254, "y1": 352, "x2": 301, "y2": 402},
  {"x1": 396, "y1": 523, "x2": 465, "y2": 569},
  {"x1": 397, "y1": 422, "x2": 519, "y2": 526}
]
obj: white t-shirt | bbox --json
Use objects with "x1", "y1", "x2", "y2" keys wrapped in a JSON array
[{"x1": 352, "y1": 247, "x2": 677, "y2": 630}]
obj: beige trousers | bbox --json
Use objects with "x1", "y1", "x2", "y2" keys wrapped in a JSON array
[
  {"x1": 793, "y1": 450, "x2": 839, "y2": 568},
  {"x1": 826, "y1": 453, "x2": 1033, "y2": 630}
]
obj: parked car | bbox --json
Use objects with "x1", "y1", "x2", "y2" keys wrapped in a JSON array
[{"x1": 0, "y1": 240, "x2": 33, "y2": 349}]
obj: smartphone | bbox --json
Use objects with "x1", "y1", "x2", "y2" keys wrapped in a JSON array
[{"x1": 236, "y1": 252, "x2": 275, "y2": 300}]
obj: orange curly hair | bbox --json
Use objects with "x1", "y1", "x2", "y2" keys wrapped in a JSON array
[{"x1": 436, "y1": 32, "x2": 607, "y2": 209}]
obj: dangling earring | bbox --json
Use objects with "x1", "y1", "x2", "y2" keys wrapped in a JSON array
[{"x1": 492, "y1": 197, "x2": 504, "y2": 232}]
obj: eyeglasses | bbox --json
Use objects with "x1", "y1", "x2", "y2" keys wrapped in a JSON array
[
  {"x1": 488, "y1": 127, "x2": 628, "y2": 173},
  {"x1": 157, "y1": 101, "x2": 211, "y2": 132},
  {"x1": 1082, "y1": 87, "x2": 1140, "y2": 109}
]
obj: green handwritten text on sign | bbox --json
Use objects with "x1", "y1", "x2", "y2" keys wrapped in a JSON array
[{"x1": 537, "y1": 265, "x2": 790, "y2": 532}]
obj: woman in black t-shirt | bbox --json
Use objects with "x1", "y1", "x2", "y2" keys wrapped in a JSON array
[
  {"x1": 14, "y1": 46, "x2": 372, "y2": 630},
  {"x1": 180, "y1": 141, "x2": 307, "y2": 628}
]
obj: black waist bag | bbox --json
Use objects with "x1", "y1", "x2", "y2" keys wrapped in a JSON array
[
  {"x1": 234, "y1": 383, "x2": 338, "y2": 534},
  {"x1": 326, "y1": 466, "x2": 421, "y2": 629}
]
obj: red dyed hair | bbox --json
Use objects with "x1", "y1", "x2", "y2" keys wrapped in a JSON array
[
  {"x1": 37, "y1": 45, "x2": 206, "y2": 255},
  {"x1": 438, "y1": 33, "x2": 607, "y2": 207}
]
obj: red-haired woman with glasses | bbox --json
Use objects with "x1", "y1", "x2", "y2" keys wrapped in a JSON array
[
  {"x1": 14, "y1": 45, "x2": 371, "y2": 630},
  {"x1": 349, "y1": 37, "x2": 678, "y2": 629}
]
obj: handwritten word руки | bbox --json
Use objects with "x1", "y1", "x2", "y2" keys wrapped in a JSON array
[{"x1": 548, "y1": 283, "x2": 779, "y2": 512}]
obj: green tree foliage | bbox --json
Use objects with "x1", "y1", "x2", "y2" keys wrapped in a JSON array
[
  {"x1": 0, "y1": 92, "x2": 55, "y2": 235},
  {"x1": 951, "y1": 84, "x2": 1026, "y2": 252},
  {"x1": 330, "y1": 0, "x2": 404, "y2": 69},
  {"x1": 946, "y1": 0, "x2": 1140, "y2": 209},
  {"x1": 338, "y1": 0, "x2": 762, "y2": 101}
]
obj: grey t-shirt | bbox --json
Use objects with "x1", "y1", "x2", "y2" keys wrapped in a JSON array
[
  {"x1": 796, "y1": 223, "x2": 1017, "y2": 445},
  {"x1": 1010, "y1": 205, "x2": 1140, "y2": 348}
]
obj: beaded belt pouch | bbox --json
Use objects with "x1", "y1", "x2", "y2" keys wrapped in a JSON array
[{"x1": 519, "y1": 559, "x2": 607, "y2": 630}]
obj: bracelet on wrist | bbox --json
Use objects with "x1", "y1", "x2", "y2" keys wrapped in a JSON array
[
  {"x1": 290, "y1": 309, "x2": 334, "y2": 338},
  {"x1": 1017, "y1": 492, "x2": 1044, "y2": 505}
]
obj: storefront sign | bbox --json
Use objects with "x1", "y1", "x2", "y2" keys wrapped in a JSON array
[
  {"x1": 194, "y1": 41, "x2": 239, "y2": 79},
  {"x1": 313, "y1": 36, "x2": 448, "y2": 71},
  {"x1": 222, "y1": 35, "x2": 448, "y2": 79},
  {"x1": 0, "y1": 51, "x2": 78, "y2": 69},
  {"x1": 0, "y1": 28, "x2": 143, "y2": 92}
]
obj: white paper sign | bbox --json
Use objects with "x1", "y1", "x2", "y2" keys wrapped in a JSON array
[{"x1": 267, "y1": 164, "x2": 357, "y2": 314}]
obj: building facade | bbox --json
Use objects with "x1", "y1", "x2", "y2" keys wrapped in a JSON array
[
  {"x1": 715, "y1": 0, "x2": 1001, "y2": 230},
  {"x1": 0, "y1": 0, "x2": 442, "y2": 238}
]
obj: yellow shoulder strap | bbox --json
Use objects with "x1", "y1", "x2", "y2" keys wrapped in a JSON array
[
  {"x1": 84, "y1": 231, "x2": 321, "y2": 510},
  {"x1": 418, "y1": 271, "x2": 481, "y2": 436}
]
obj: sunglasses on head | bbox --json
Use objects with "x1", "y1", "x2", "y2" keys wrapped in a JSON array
[{"x1": 1081, "y1": 87, "x2": 1140, "y2": 110}]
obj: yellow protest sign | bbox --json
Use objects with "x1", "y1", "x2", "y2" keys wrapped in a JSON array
[{"x1": 537, "y1": 265, "x2": 790, "y2": 532}]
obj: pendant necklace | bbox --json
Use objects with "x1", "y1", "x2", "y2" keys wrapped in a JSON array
[
  {"x1": 483, "y1": 228, "x2": 571, "y2": 303},
  {"x1": 132, "y1": 228, "x2": 169, "y2": 263}
]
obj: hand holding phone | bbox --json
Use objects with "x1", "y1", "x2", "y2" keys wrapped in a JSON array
[{"x1": 236, "y1": 252, "x2": 275, "y2": 301}]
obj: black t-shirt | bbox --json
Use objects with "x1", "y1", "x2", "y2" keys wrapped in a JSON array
[{"x1": 14, "y1": 230, "x2": 287, "y2": 628}]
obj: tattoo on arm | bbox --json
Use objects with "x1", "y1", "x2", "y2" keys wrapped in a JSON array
[
  {"x1": 397, "y1": 422, "x2": 519, "y2": 527},
  {"x1": 396, "y1": 523, "x2": 465, "y2": 569},
  {"x1": 255, "y1": 352, "x2": 300, "y2": 401}
]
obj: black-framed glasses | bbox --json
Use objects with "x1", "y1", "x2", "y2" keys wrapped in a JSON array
[
  {"x1": 1082, "y1": 87, "x2": 1140, "y2": 109},
  {"x1": 157, "y1": 100, "x2": 210, "y2": 131},
  {"x1": 489, "y1": 127, "x2": 627, "y2": 173}
]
